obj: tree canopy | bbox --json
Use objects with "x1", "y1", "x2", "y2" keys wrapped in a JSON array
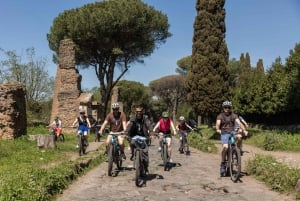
[
  {"x1": 185, "y1": 0, "x2": 229, "y2": 125},
  {"x1": 47, "y1": 0, "x2": 171, "y2": 118}
]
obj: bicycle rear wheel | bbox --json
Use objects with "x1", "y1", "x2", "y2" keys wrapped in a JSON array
[
  {"x1": 183, "y1": 136, "x2": 189, "y2": 155},
  {"x1": 115, "y1": 149, "x2": 122, "y2": 170},
  {"x1": 229, "y1": 147, "x2": 241, "y2": 182},
  {"x1": 162, "y1": 144, "x2": 168, "y2": 171},
  {"x1": 108, "y1": 145, "x2": 114, "y2": 176}
]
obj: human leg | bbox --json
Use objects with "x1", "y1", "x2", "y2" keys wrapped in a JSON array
[{"x1": 118, "y1": 135, "x2": 126, "y2": 160}]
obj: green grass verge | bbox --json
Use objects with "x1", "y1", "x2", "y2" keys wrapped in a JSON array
[{"x1": 0, "y1": 126, "x2": 106, "y2": 201}]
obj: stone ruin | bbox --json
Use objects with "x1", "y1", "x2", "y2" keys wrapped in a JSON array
[
  {"x1": 50, "y1": 39, "x2": 96, "y2": 133},
  {"x1": 0, "y1": 83, "x2": 27, "y2": 139}
]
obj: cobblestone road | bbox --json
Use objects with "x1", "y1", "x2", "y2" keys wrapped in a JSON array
[{"x1": 57, "y1": 137, "x2": 295, "y2": 201}]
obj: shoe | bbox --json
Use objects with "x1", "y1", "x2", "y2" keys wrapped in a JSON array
[
  {"x1": 169, "y1": 158, "x2": 173, "y2": 163},
  {"x1": 179, "y1": 148, "x2": 184, "y2": 154},
  {"x1": 84, "y1": 142, "x2": 89, "y2": 146},
  {"x1": 76, "y1": 144, "x2": 79, "y2": 149},
  {"x1": 220, "y1": 162, "x2": 226, "y2": 175},
  {"x1": 158, "y1": 147, "x2": 162, "y2": 152}
]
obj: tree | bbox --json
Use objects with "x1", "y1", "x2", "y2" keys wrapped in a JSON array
[
  {"x1": 0, "y1": 47, "x2": 54, "y2": 122},
  {"x1": 47, "y1": 0, "x2": 171, "y2": 118},
  {"x1": 176, "y1": 55, "x2": 192, "y2": 75},
  {"x1": 116, "y1": 80, "x2": 151, "y2": 116},
  {"x1": 185, "y1": 0, "x2": 229, "y2": 126},
  {"x1": 149, "y1": 75, "x2": 186, "y2": 122}
]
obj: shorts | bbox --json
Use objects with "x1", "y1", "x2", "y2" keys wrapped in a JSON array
[{"x1": 220, "y1": 133, "x2": 231, "y2": 145}]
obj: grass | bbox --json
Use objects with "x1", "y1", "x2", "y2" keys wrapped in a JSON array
[{"x1": 0, "y1": 125, "x2": 106, "y2": 201}]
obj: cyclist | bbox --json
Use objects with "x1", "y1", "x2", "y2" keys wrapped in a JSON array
[
  {"x1": 93, "y1": 118, "x2": 102, "y2": 142},
  {"x1": 99, "y1": 102, "x2": 127, "y2": 160},
  {"x1": 124, "y1": 107, "x2": 152, "y2": 173},
  {"x1": 176, "y1": 116, "x2": 193, "y2": 154},
  {"x1": 152, "y1": 111, "x2": 177, "y2": 162},
  {"x1": 47, "y1": 116, "x2": 62, "y2": 136},
  {"x1": 215, "y1": 101, "x2": 248, "y2": 175},
  {"x1": 234, "y1": 111, "x2": 249, "y2": 133},
  {"x1": 72, "y1": 109, "x2": 92, "y2": 147}
]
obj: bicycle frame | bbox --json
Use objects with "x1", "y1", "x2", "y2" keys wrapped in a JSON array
[
  {"x1": 160, "y1": 133, "x2": 170, "y2": 171},
  {"x1": 132, "y1": 135, "x2": 147, "y2": 187},
  {"x1": 224, "y1": 132, "x2": 242, "y2": 182},
  {"x1": 107, "y1": 131, "x2": 123, "y2": 176}
]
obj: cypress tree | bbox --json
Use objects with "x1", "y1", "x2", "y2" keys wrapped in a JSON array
[{"x1": 185, "y1": 0, "x2": 229, "y2": 125}]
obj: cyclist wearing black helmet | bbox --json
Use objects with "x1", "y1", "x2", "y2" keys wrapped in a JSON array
[{"x1": 215, "y1": 101, "x2": 248, "y2": 175}]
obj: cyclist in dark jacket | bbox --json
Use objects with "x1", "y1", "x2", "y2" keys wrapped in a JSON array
[{"x1": 124, "y1": 107, "x2": 152, "y2": 172}]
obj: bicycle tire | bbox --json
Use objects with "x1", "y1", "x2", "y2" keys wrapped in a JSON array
[
  {"x1": 116, "y1": 148, "x2": 122, "y2": 170},
  {"x1": 135, "y1": 149, "x2": 141, "y2": 186},
  {"x1": 78, "y1": 135, "x2": 83, "y2": 156},
  {"x1": 183, "y1": 136, "x2": 189, "y2": 155},
  {"x1": 58, "y1": 134, "x2": 64, "y2": 142},
  {"x1": 107, "y1": 145, "x2": 114, "y2": 176},
  {"x1": 229, "y1": 146, "x2": 241, "y2": 182},
  {"x1": 163, "y1": 143, "x2": 168, "y2": 171}
]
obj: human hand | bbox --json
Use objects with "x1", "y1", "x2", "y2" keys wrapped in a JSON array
[
  {"x1": 216, "y1": 129, "x2": 221, "y2": 134},
  {"x1": 243, "y1": 130, "x2": 248, "y2": 136}
]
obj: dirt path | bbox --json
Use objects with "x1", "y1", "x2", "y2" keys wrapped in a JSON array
[{"x1": 56, "y1": 138, "x2": 297, "y2": 201}]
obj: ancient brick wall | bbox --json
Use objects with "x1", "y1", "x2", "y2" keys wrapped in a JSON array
[
  {"x1": 0, "y1": 83, "x2": 27, "y2": 139},
  {"x1": 50, "y1": 39, "x2": 85, "y2": 131}
]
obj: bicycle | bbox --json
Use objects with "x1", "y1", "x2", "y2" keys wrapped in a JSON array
[
  {"x1": 222, "y1": 132, "x2": 242, "y2": 182},
  {"x1": 131, "y1": 135, "x2": 148, "y2": 187},
  {"x1": 159, "y1": 132, "x2": 170, "y2": 171},
  {"x1": 179, "y1": 131, "x2": 190, "y2": 155},
  {"x1": 77, "y1": 130, "x2": 88, "y2": 156},
  {"x1": 48, "y1": 126, "x2": 64, "y2": 142},
  {"x1": 107, "y1": 131, "x2": 123, "y2": 176}
]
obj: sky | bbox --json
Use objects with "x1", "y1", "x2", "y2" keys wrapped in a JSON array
[{"x1": 0, "y1": 0, "x2": 300, "y2": 89}]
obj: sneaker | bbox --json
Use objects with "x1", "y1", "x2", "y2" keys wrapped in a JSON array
[
  {"x1": 169, "y1": 158, "x2": 173, "y2": 163},
  {"x1": 220, "y1": 162, "x2": 226, "y2": 175},
  {"x1": 76, "y1": 144, "x2": 79, "y2": 149},
  {"x1": 179, "y1": 148, "x2": 184, "y2": 154},
  {"x1": 158, "y1": 147, "x2": 162, "y2": 152}
]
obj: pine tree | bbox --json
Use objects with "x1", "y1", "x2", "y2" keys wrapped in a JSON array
[{"x1": 185, "y1": 0, "x2": 229, "y2": 125}]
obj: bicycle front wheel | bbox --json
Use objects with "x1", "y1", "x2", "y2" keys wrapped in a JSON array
[
  {"x1": 162, "y1": 144, "x2": 168, "y2": 171},
  {"x1": 78, "y1": 135, "x2": 83, "y2": 156},
  {"x1": 58, "y1": 134, "x2": 64, "y2": 142},
  {"x1": 229, "y1": 146, "x2": 241, "y2": 182},
  {"x1": 183, "y1": 136, "x2": 189, "y2": 155},
  {"x1": 108, "y1": 145, "x2": 114, "y2": 176},
  {"x1": 135, "y1": 150, "x2": 142, "y2": 186}
]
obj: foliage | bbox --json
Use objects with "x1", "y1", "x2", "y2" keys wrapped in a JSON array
[
  {"x1": 176, "y1": 55, "x2": 192, "y2": 75},
  {"x1": 185, "y1": 0, "x2": 230, "y2": 126},
  {"x1": 116, "y1": 80, "x2": 151, "y2": 116},
  {"x1": 245, "y1": 154, "x2": 300, "y2": 198},
  {"x1": 0, "y1": 47, "x2": 54, "y2": 124},
  {"x1": 47, "y1": 0, "x2": 171, "y2": 119},
  {"x1": 149, "y1": 75, "x2": 186, "y2": 121},
  {"x1": 188, "y1": 131, "x2": 218, "y2": 153}
]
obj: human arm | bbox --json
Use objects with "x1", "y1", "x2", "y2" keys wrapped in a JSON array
[
  {"x1": 185, "y1": 122, "x2": 193, "y2": 131},
  {"x1": 152, "y1": 121, "x2": 160, "y2": 132},
  {"x1": 215, "y1": 119, "x2": 222, "y2": 134},
  {"x1": 235, "y1": 118, "x2": 248, "y2": 136},
  {"x1": 170, "y1": 121, "x2": 177, "y2": 135},
  {"x1": 86, "y1": 118, "x2": 91, "y2": 128},
  {"x1": 71, "y1": 118, "x2": 78, "y2": 127},
  {"x1": 99, "y1": 120, "x2": 108, "y2": 134}
]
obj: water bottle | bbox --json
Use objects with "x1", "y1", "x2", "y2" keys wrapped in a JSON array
[{"x1": 230, "y1": 136, "x2": 235, "y2": 144}]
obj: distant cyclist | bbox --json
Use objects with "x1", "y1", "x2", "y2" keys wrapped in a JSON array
[
  {"x1": 176, "y1": 116, "x2": 193, "y2": 154},
  {"x1": 47, "y1": 116, "x2": 62, "y2": 135},
  {"x1": 152, "y1": 111, "x2": 177, "y2": 162},
  {"x1": 99, "y1": 102, "x2": 127, "y2": 160},
  {"x1": 215, "y1": 101, "x2": 248, "y2": 175},
  {"x1": 72, "y1": 109, "x2": 92, "y2": 147}
]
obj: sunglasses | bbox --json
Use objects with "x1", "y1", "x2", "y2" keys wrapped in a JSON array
[{"x1": 223, "y1": 106, "x2": 231, "y2": 109}]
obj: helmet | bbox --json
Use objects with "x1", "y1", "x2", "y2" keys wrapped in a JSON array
[
  {"x1": 222, "y1": 101, "x2": 232, "y2": 107},
  {"x1": 179, "y1": 116, "x2": 185, "y2": 121},
  {"x1": 111, "y1": 102, "x2": 120, "y2": 109},
  {"x1": 162, "y1": 112, "x2": 169, "y2": 118}
]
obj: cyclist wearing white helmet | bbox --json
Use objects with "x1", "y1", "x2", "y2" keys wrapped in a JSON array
[
  {"x1": 99, "y1": 102, "x2": 127, "y2": 160},
  {"x1": 215, "y1": 101, "x2": 248, "y2": 176},
  {"x1": 176, "y1": 116, "x2": 193, "y2": 154}
]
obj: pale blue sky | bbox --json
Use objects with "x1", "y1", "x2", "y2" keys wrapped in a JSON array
[{"x1": 0, "y1": 0, "x2": 299, "y2": 89}]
